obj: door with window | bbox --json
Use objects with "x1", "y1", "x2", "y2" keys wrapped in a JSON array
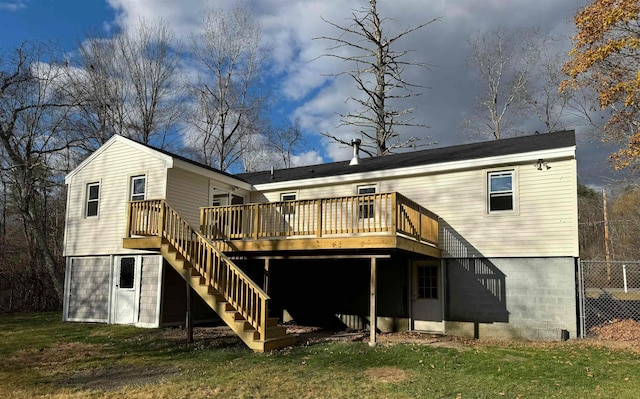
[
  {"x1": 210, "y1": 187, "x2": 245, "y2": 238},
  {"x1": 113, "y1": 256, "x2": 139, "y2": 324},
  {"x1": 412, "y1": 261, "x2": 445, "y2": 332},
  {"x1": 356, "y1": 185, "x2": 376, "y2": 230}
]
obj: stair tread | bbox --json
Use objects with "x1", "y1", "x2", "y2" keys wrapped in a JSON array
[{"x1": 155, "y1": 215, "x2": 295, "y2": 353}]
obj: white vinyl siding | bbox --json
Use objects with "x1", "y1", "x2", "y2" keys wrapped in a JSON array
[
  {"x1": 165, "y1": 168, "x2": 211, "y2": 228},
  {"x1": 387, "y1": 159, "x2": 578, "y2": 257},
  {"x1": 255, "y1": 157, "x2": 578, "y2": 258},
  {"x1": 64, "y1": 140, "x2": 168, "y2": 257}
]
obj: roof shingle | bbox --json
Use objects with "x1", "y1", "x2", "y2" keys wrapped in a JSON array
[{"x1": 239, "y1": 130, "x2": 576, "y2": 185}]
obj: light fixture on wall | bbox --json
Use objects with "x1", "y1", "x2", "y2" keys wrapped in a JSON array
[{"x1": 535, "y1": 159, "x2": 550, "y2": 170}]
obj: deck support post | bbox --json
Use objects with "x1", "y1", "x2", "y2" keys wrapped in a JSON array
[
  {"x1": 186, "y1": 281, "x2": 193, "y2": 343},
  {"x1": 263, "y1": 258, "x2": 270, "y2": 294},
  {"x1": 369, "y1": 257, "x2": 377, "y2": 347}
]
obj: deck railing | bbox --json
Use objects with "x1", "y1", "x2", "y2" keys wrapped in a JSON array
[
  {"x1": 126, "y1": 200, "x2": 269, "y2": 339},
  {"x1": 200, "y1": 192, "x2": 438, "y2": 246}
]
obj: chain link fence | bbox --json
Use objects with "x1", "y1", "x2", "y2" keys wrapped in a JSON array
[{"x1": 578, "y1": 260, "x2": 640, "y2": 337}]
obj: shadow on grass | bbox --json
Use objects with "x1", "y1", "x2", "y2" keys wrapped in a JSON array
[{"x1": 56, "y1": 365, "x2": 181, "y2": 391}]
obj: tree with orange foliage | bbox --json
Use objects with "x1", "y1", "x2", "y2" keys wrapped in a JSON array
[{"x1": 563, "y1": 0, "x2": 640, "y2": 170}]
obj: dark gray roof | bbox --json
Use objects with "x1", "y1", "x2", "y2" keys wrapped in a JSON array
[{"x1": 239, "y1": 130, "x2": 576, "y2": 185}]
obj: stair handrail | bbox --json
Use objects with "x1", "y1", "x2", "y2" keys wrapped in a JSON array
[
  {"x1": 127, "y1": 199, "x2": 270, "y2": 339},
  {"x1": 395, "y1": 193, "x2": 439, "y2": 246}
]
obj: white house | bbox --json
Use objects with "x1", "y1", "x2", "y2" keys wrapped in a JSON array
[{"x1": 62, "y1": 131, "x2": 579, "y2": 351}]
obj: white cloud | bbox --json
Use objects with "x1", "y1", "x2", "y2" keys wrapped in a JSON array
[
  {"x1": 0, "y1": 1, "x2": 26, "y2": 11},
  {"x1": 102, "y1": 0, "x2": 612, "y2": 182},
  {"x1": 291, "y1": 150, "x2": 323, "y2": 167}
]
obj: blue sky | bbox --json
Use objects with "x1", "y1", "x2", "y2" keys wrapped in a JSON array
[
  {"x1": 0, "y1": 1, "x2": 115, "y2": 48},
  {"x1": 0, "y1": 0, "x2": 632, "y2": 186}
]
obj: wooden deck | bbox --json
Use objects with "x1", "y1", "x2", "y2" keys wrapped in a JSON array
[
  {"x1": 122, "y1": 194, "x2": 441, "y2": 349},
  {"x1": 197, "y1": 192, "x2": 441, "y2": 258},
  {"x1": 124, "y1": 192, "x2": 441, "y2": 258}
]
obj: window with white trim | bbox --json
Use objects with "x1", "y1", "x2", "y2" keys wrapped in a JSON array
[
  {"x1": 130, "y1": 175, "x2": 146, "y2": 201},
  {"x1": 357, "y1": 185, "x2": 376, "y2": 219},
  {"x1": 488, "y1": 170, "x2": 514, "y2": 212},
  {"x1": 86, "y1": 182, "x2": 100, "y2": 217}
]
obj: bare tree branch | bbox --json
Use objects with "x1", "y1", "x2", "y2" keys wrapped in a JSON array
[
  {"x1": 183, "y1": 5, "x2": 268, "y2": 172},
  {"x1": 67, "y1": 20, "x2": 183, "y2": 150},
  {"x1": 316, "y1": 0, "x2": 438, "y2": 156}
]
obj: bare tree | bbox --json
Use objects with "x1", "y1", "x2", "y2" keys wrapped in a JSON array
[
  {"x1": 267, "y1": 119, "x2": 305, "y2": 169},
  {"x1": 240, "y1": 119, "x2": 305, "y2": 172},
  {"x1": 607, "y1": 185, "x2": 640, "y2": 260},
  {"x1": 463, "y1": 27, "x2": 542, "y2": 140},
  {"x1": 184, "y1": 5, "x2": 268, "y2": 172},
  {"x1": 116, "y1": 20, "x2": 183, "y2": 146},
  {"x1": 578, "y1": 183, "x2": 605, "y2": 260},
  {"x1": 68, "y1": 20, "x2": 182, "y2": 150},
  {"x1": 317, "y1": 0, "x2": 438, "y2": 156},
  {"x1": 522, "y1": 38, "x2": 574, "y2": 133},
  {"x1": 0, "y1": 43, "x2": 79, "y2": 301},
  {"x1": 64, "y1": 36, "x2": 122, "y2": 150}
]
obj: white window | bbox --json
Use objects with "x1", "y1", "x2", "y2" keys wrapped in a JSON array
[
  {"x1": 130, "y1": 176, "x2": 146, "y2": 201},
  {"x1": 86, "y1": 182, "x2": 100, "y2": 217},
  {"x1": 280, "y1": 192, "x2": 297, "y2": 215},
  {"x1": 488, "y1": 171, "x2": 514, "y2": 212},
  {"x1": 357, "y1": 185, "x2": 376, "y2": 219}
]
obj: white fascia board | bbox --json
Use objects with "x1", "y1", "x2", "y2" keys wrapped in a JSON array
[
  {"x1": 254, "y1": 146, "x2": 576, "y2": 191},
  {"x1": 64, "y1": 135, "x2": 174, "y2": 184},
  {"x1": 171, "y1": 159, "x2": 253, "y2": 191}
]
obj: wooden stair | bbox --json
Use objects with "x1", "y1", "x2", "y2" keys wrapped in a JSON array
[{"x1": 124, "y1": 200, "x2": 296, "y2": 352}]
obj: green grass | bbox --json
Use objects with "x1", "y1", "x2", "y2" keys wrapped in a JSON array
[{"x1": 1, "y1": 312, "x2": 638, "y2": 398}]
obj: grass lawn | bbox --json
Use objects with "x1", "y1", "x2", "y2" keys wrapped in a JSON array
[{"x1": 1, "y1": 312, "x2": 638, "y2": 398}]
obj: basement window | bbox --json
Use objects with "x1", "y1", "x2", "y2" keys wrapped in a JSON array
[
  {"x1": 86, "y1": 182, "x2": 100, "y2": 218},
  {"x1": 488, "y1": 171, "x2": 514, "y2": 213}
]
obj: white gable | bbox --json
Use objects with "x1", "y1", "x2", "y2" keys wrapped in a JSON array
[{"x1": 65, "y1": 135, "x2": 173, "y2": 185}]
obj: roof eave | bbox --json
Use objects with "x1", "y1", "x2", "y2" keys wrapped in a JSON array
[{"x1": 252, "y1": 145, "x2": 576, "y2": 191}]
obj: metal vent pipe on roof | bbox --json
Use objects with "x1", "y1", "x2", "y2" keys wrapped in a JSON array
[{"x1": 349, "y1": 138, "x2": 361, "y2": 166}]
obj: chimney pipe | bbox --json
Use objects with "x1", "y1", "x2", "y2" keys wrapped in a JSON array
[{"x1": 349, "y1": 138, "x2": 361, "y2": 166}]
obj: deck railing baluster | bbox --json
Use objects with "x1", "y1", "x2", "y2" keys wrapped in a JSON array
[
  {"x1": 198, "y1": 192, "x2": 438, "y2": 247},
  {"x1": 126, "y1": 199, "x2": 271, "y2": 340}
]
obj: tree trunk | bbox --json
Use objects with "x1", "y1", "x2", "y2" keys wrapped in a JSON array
[{"x1": 24, "y1": 206, "x2": 64, "y2": 301}]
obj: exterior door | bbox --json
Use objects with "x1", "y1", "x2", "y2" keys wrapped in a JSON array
[
  {"x1": 412, "y1": 261, "x2": 445, "y2": 332},
  {"x1": 210, "y1": 187, "x2": 245, "y2": 237},
  {"x1": 114, "y1": 256, "x2": 138, "y2": 324}
]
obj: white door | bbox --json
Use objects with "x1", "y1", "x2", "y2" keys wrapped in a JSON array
[
  {"x1": 114, "y1": 256, "x2": 139, "y2": 324},
  {"x1": 412, "y1": 261, "x2": 445, "y2": 332}
]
